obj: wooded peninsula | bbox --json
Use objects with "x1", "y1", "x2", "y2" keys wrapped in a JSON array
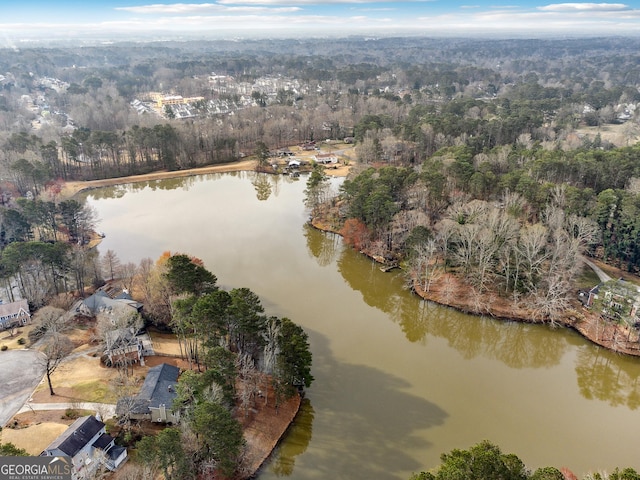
[{"x1": 1, "y1": 36, "x2": 640, "y2": 479}]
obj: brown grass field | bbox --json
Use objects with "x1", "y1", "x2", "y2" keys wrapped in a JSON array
[
  {"x1": 147, "y1": 330, "x2": 183, "y2": 356},
  {"x1": 0, "y1": 324, "x2": 37, "y2": 350},
  {"x1": 574, "y1": 122, "x2": 640, "y2": 147},
  {"x1": 31, "y1": 354, "x2": 123, "y2": 404},
  {"x1": 1, "y1": 422, "x2": 70, "y2": 455}
]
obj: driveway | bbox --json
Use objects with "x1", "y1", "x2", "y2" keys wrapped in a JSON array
[
  {"x1": 582, "y1": 256, "x2": 613, "y2": 283},
  {"x1": 0, "y1": 350, "x2": 45, "y2": 427}
]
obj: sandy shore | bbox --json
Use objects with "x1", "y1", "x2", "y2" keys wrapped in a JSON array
[
  {"x1": 59, "y1": 156, "x2": 352, "y2": 200},
  {"x1": 59, "y1": 159, "x2": 259, "y2": 199}
]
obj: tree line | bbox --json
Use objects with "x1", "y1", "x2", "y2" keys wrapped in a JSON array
[
  {"x1": 0, "y1": 197, "x2": 98, "y2": 307},
  {"x1": 2, "y1": 37, "x2": 640, "y2": 187},
  {"x1": 329, "y1": 139, "x2": 640, "y2": 276},
  {"x1": 411, "y1": 440, "x2": 640, "y2": 480},
  {"x1": 307, "y1": 156, "x2": 636, "y2": 325}
]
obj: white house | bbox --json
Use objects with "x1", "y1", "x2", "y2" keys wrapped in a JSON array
[
  {"x1": 313, "y1": 153, "x2": 338, "y2": 164},
  {"x1": 41, "y1": 415, "x2": 127, "y2": 480},
  {"x1": 0, "y1": 299, "x2": 31, "y2": 331}
]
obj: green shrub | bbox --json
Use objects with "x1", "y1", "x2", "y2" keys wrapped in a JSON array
[{"x1": 63, "y1": 409, "x2": 81, "y2": 420}]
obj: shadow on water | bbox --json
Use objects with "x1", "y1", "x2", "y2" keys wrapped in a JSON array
[{"x1": 262, "y1": 330, "x2": 448, "y2": 479}]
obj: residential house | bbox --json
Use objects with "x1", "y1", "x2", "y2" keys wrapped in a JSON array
[
  {"x1": 74, "y1": 290, "x2": 142, "y2": 318},
  {"x1": 103, "y1": 327, "x2": 145, "y2": 367},
  {"x1": 41, "y1": 415, "x2": 127, "y2": 480},
  {"x1": 313, "y1": 153, "x2": 338, "y2": 164},
  {"x1": 578, "y1": 284, "x2": 601, "y2": 307},
  {"x1": 116, "y1": 363, "x2": 181, "y2": 424},
  {"x1": 0, "y1": 299, "x2": 31, "y2": 331},
  {"x1": 581, "y1": 278, "x2": 640, "y2": 324},
  {"x1": 276, "y1": 147, "x2": 294, "y2": 157}
]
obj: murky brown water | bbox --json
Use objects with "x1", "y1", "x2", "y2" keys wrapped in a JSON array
[{"x1": 85, "y1": 172, "x2": 640, "y2": 479}]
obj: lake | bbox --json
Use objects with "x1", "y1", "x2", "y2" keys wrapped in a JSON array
[{"x1": 84, "y1": 171, "x2": 640, "y2": 479}]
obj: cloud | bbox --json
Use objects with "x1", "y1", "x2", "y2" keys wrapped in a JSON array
[
  {"x1": 538, "y1": 3, "x2": 629, "y2": 12},
  {"x1": 217, "y1": 0, "x2": 423, "y2": 4},
  {"x1": 115, "y1": 3, "x2": 301, "y2": 14},
  {"x1": 3, "y1": 0, "x2": 640, "y2": 40}
]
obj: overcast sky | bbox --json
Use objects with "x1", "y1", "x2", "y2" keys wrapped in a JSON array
[{"x1": 2, "y1": 1, "x2": 640, "y2": 42}]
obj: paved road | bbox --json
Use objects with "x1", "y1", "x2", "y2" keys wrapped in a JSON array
[
  {"x1": 582, "y1": 256, "x2": 613, "y2": 283},
  {"x1": 0, "y1": 350, "x2": 45, "y2": 427},
  {"x1": 0, "y1": 345, "x2": 108, "y2": 427}
]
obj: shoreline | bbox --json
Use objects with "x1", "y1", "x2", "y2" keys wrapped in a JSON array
[
  {"x1": 309, "y1": 218, "x2": 640, "y2": 358},
  {"x1": 58, "y1": 159, "x2": 259, "y2": 199},
  {"x1": 240, "y1": 393, "x2": 302, "y2": 479},
  {"x1": 58, "y1": 155, "x2": 352, "y2": 201},
  {"x1": 56, "y1": 162, "x2": 319, "y2": 479}
]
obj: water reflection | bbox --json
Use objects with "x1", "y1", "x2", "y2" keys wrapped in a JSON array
[
  {"x1": 337, "y1": 247, "x2": 401, "y2": 313},
  {"x1": 252, "y1": 175, "x2": 273, "y2": 201},
  {"x1": 81, "y1": 171, "x2": 290, "y2": 202},
  {"x1": 303, "y1": 226, "x2": 340, "y2": 267},
  {"x1": 267, "y1": 399, "x2": 314, "y2": 477},
  {"x1": 331, "y1": 233, "x2": 572, "y2": 369},
  {"x1": 576, "y1": 347, "x2": 640, "y2": 409}
]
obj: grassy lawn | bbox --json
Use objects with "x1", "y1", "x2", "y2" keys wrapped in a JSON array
[
  {"x1": 73, "y1": 380, "x2": 117, "y2": 403},
  {"x1": 0, "y1": 324, "x2": 37, "y2": 350},
  {"x1": 1, "y1": 422, "x2": 69, "y2": 455},
  {"x1": 32, "y1": 355, "x2": 122, "y2": 403},
  {"x1": 576, "y1": 265, "x2": 601, "y2": 290},
  {"x1": 148, "y1": 329, "x2": 183, "y2": 356}
]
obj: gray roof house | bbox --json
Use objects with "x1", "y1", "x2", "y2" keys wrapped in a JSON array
[
  {"x1": 41, "y1": 415, "x2": 127, "y2": 480},
  {"x1": 75, "y1": 290, "x2": 142, "y2": 317},
  {"x1": 0, "y1": 299, "x2": 31, "y2": 330},
  {"x1": 116, "y1": 363, "x2": 181, "y2": 424}
]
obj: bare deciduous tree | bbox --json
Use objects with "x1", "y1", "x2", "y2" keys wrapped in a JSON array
[
  {"x1": 39, "y1": 332, "x2": 74, "y2": 396},
  {"x1": 102, "y1": 249, "x2": 120, "y2": 281},
  {"x1": 119, "y1": 262, "x2": 138, "y2": 293},
  {"x1": 408, "y1": 240, "x2": 441, "y2": 293},
  {"x1": 34, "y1": 306, "x2": 69, "y2": 334}
]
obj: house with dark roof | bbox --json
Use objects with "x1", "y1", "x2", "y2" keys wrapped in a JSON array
[
  {"x1": 0, "y1": 299, "x2": 30, "y2": 331},
  {"x1": 41, "y1": 415, "x2": 127, "y2": 480},
  {"x1": 116, "y1": 363, "x2": 181, "y2": 423}
]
